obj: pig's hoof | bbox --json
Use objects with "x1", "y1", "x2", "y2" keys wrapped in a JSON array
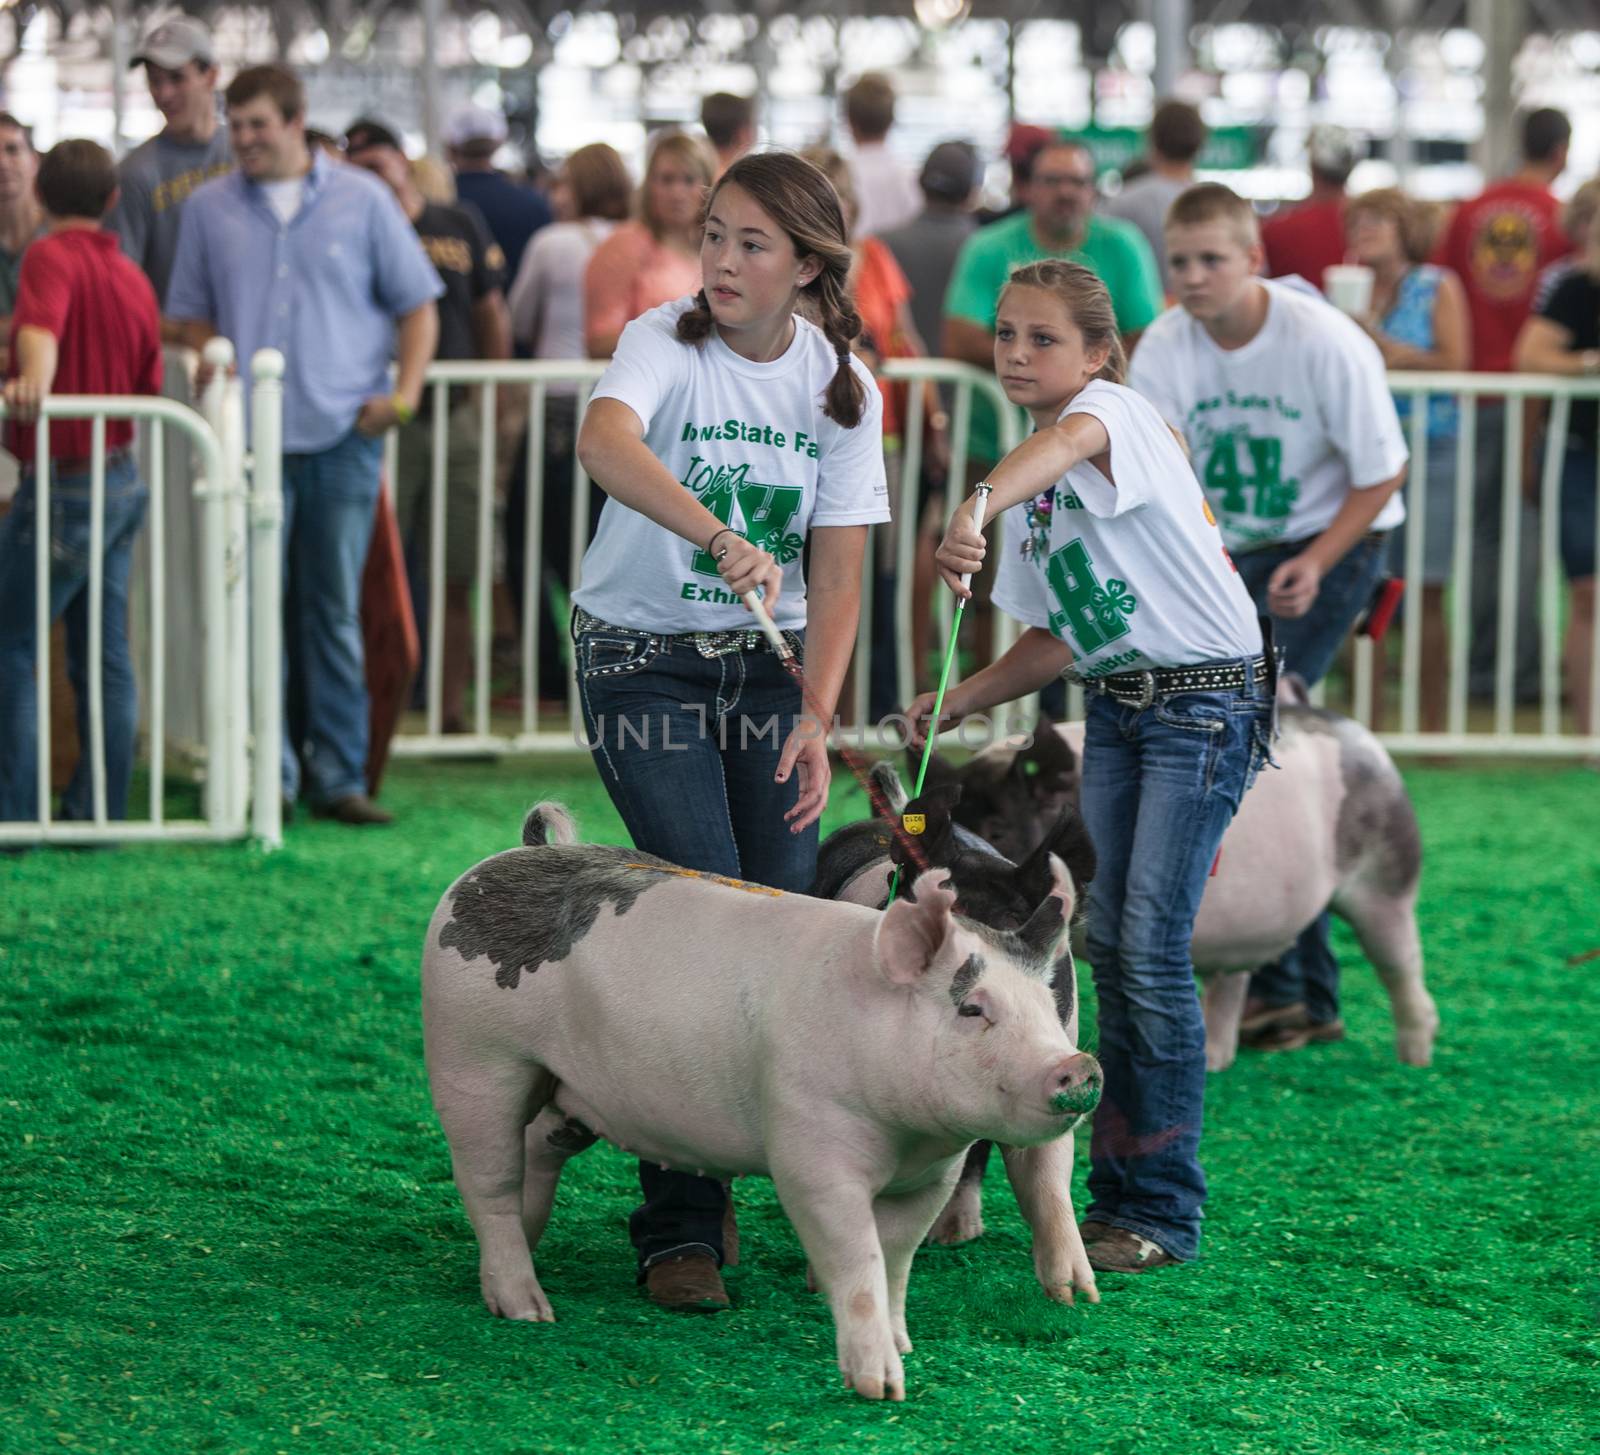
[
  {"x1": 1396, "y1": 1033, "x2": 1434, "y2": 1066},
  {"x1": 483, "y1": 1274, "x2": 555, "y2": 1323},
  {"x1": 893, "y1": 1324, "x2": 913, "y2": 1355},
  {"x1": 840, "y1": 1322, "x2": 907, "y2": 1401},
  {"x1": 843, "y1": 1361, "x2": 906, "y2": 1402},
  {"x1": 1041, "y1": 1274, "x2": 1099, "y2": 1306},
  {"x1": 1205, "y1": 1044, "x2": 1237, "y2": 1073},
  {"x1": 925, "y1": 1190, "x2": 984, "y2": 1246}
]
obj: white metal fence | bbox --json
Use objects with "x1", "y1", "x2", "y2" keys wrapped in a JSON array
[
  {"x1": 382, "y1": 360, "x2": 1600, "y2": 761},
  {"x1": 11, "y1": 352, "x2": 1588, "y2": 855},
  {"x1": 0, "y1": 344, "x2": 284, "y2": 847},
  {"x1": 1360, "y1": 372, "x2": 1600, "y2": 755},
  {"x1": 384, "y1": 358, "x2": 1025, "y2": 759}
]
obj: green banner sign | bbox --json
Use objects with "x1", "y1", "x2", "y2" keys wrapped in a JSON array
[{"x1": 1062, "y1": 124, "x2": 1258, "y2": 174}]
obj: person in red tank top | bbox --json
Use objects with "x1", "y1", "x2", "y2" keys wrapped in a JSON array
[
  {"x1": 1432, "y1": 107, "x2": 1573, "y2": 703},
  {"x1": 0, "y1": 140, "x2": 161, "y2": 829}
]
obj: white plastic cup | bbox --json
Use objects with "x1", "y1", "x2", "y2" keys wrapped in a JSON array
[{"x1": 1324, "y1": 263, "x2": 1375, "y2": 316}]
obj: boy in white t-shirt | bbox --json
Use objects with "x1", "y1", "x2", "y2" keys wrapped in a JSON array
[{"x1": 1129, "y1": 183, "x2": 1410, "y2": 1050}]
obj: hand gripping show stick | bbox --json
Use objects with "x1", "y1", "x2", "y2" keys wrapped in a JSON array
[
  {"x1": 886, "y1": 482, "x2": 992, "y2": 906},
  {"x1": 740, "y1": 580, "x2": 937, "y2": 885}
]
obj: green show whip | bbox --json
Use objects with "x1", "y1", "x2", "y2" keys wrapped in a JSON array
[{"x1": 887, "y1": 482, "x2": 992, "y2": 906}]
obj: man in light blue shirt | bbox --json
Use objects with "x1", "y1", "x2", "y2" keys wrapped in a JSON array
[{"x1": 168, "y1": 63, "x2": 441, "y2": 826}]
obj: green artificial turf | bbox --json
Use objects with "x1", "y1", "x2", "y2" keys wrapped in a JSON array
[{"x1": 2, "y1": 756, "x2": 1598, "y2": 1454}]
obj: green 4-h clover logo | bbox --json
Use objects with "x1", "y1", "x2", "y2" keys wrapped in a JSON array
[
  {"x1": 1089, "y1": 580, "x2": 1138, "y2": 629},
  {"x1": 760, "y1": 529, "x2": 806, "y2": 565}
]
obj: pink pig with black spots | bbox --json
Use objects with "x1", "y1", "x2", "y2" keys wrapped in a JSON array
[{"x1": 421, "y1": 804, "x2": 1101, "y2": 1402}]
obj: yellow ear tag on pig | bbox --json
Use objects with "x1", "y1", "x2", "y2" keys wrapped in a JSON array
[{"x1": 902, "y1": 814, "x2": 926, "y2": 835}]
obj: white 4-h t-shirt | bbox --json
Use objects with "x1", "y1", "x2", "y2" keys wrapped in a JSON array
[
  {"x1": 991, "y1": 380, "x2": 1262, "y2": 678},
  {"x1": 1128, "y1": 279, "x2": 1408, "y2": 554},
  {"x1": 573, "y1": 297, "x2": 890, "y2": 632}
]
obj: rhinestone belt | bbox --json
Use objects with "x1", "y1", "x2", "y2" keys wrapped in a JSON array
[
  {"x1": 573, "y1": 606, "x2": 796, "y2": 660},
  {"x1": 1076, "y1": 655, "x2": 1269, "y2": 710}
]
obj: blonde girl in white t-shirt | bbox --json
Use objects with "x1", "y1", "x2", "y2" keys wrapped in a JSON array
[
  {"x1": 908, "y1": 259, "x2": 1270, "y2": 1278},
  {"x1": 570, "y1": 150, "x2": 889, "y2": 1308}
]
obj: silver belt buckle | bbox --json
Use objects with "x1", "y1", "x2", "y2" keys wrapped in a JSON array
[
  {"x1": 694, "y1": 629, "x2": 748, "y2": 658},
  {"x1": 1131, "y1": 670, "x2": 1157, "y2": 709}
]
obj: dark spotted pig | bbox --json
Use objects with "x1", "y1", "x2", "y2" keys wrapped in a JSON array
[
  {"x1": 919, "y1": 689, "x2": 1439, "y2": 1071},
  {"x1": 422, "y1": 804, "x2": 1102, "y2": 1402},
  {"x1": 812, "y1": 763, "x2": 1097, "y2": 1246}
]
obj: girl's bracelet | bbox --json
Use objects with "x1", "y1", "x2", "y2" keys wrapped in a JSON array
[{"x1": 706, "y1": 526, "x2": 739, "y2": 559}]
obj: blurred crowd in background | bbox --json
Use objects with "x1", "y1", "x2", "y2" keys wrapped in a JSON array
[{"x1": 4, "y1": 11, "x2": 1600, "y2": 829}]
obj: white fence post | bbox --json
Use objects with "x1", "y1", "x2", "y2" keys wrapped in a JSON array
[
  {"x1": 197, "y1": 337, "x2": 237, "y2": 832},
  {"x1": 250, "y1": 350, "x2": 286, "y2": 849}
]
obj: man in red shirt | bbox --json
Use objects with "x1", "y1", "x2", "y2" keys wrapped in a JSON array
[
  {"x1": 1434, "y1": 107, "x2": 1571, "y2": 699},
  {"x1": 0, "y1": 139, "x2": 162, "y2": 827},
  {"x1": 1261, "y1": 124, "x2": 1360, "y2": 291}
]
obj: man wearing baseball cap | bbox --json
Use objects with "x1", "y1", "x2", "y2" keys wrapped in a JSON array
[
  {"x1": 108, "y1": 14, "x2": 231, "y2": 331},
  {"x1": 880, "y1": 141, "x2": 981, "y2": 364},
  {"x1": 1260, "y1": 124, "x2": 1361, "y2": 293},
  {"x1": 444, "y1": 103, "x2": 550, "y2": 283}
]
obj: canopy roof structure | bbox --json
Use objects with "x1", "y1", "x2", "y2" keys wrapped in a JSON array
[
  {"x1": 12, "y1": 0, "x2": 1600, "y2": 52},
  {"x1": 2, "y1": 0, "x2": 1594, "y2": 185}
]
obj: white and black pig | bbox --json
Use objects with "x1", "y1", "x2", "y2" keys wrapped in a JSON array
[
  {"x1": 918, "y1": 686, "x2": 1439, "y2": 1072},
  {"x1": 421, "y1": 804, "x2": 1102, "y2": 1402},
  {"x1": 812, "y1": 764, "x2": 1097, "y2": 1246}
]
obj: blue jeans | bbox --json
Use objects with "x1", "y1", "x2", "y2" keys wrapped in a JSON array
[
  {"x1": 1081, "y1": 675, "x2": 1270, "y2": 1261},
  {"x1": 1558, "y1": 441, "x2": 1598, "y2": 582},
  {"x1": 1232, "y1": 532, "x2": 1389, "y2": 689},
  {"x1": 1233, "y1": 533, "x2": 1389, "y2": 1022},
  {"x1": 0, "y1": 454, "x2": 147, "y2": 824},
  {"x1": 575, "y1": 613, "x2": 819, "y2": 1273},
  {"x1": 281, "y1": 429, "x2": 382, "y2": 805}
]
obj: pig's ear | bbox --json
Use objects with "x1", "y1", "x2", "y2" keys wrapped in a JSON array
[
  {"x1": 890, "y1": 784, "x2": 960, "y2": 869},
  {"x1": 1019, "y1": 808, "x2": 1096, "y2": 902},
  {"x1": 868, "y1": 759, "x2": 909, "y2": 814},
  {"x1": 874, "y1": 870, "x2": 958, "y2": 985},
  {"x1": 1016, "y1": 854, "x2": 1075, "y2": 962}
]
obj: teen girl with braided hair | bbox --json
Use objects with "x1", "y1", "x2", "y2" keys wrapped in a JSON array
[{"x1": 571, "y1": 149, "x2": 889, "y2": 1310}]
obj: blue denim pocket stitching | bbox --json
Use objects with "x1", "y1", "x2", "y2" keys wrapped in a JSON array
[
  {"x1": 579, "y1": 631, "x2": 660, "y2": 680},
  {"x1": 1151, "y1": 696, "x2": 1227, "y2": 734}
]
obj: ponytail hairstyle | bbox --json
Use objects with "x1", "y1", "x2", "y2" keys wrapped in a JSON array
[
  {"x1": 1002, "y1": 259, "x2": 1127, "y2": 385},
  {"x1": 675, "y1": 150, "x2": 868, "y2": 429}
]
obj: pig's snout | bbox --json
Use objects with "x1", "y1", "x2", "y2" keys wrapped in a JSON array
[{"x1": 1048, "y1": 1053, "x2": 1102, "y2": 1117}]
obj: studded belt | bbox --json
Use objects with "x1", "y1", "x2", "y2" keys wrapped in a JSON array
[
  {"x1": 573, "y1": 606, "x2": 799, "y2": 661},
  {"x1": 1075, "y1": 655, "x2": 1269, "y2": 710}
]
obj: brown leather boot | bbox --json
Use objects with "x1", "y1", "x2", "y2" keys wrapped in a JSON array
[
  {"x1": 644, "y1": 1253, "x2": 730, "y2": 1312},
  {"x1": 1085, "y1": 1226, "x2": 1181, "y2": 1274},
  {"x1": 313, "y1": 794, "x2": 394, "y2": 826}
]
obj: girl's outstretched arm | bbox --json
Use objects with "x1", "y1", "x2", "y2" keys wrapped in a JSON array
[
  {"x1": 936, "y1": 413, "x2": 1111, "y2": 597},
  {"x1": 905, "y1": 627, "x2": 1073, "y2": 746}
]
